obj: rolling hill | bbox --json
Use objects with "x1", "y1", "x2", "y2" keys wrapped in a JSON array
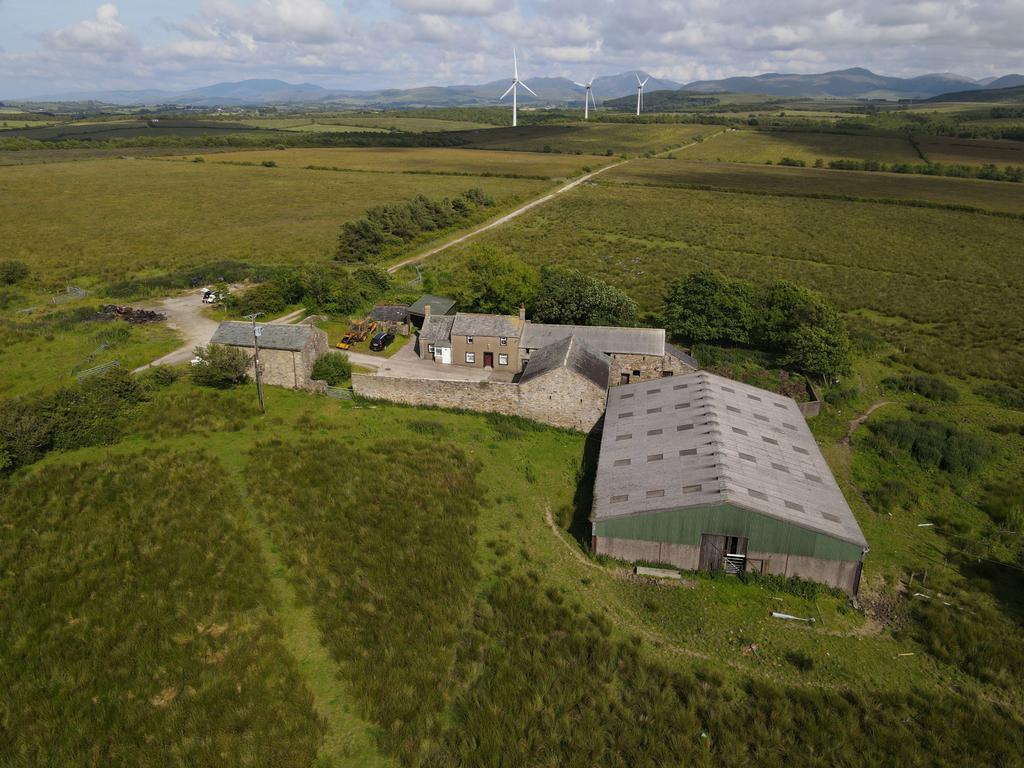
[{"x1": 925, "y1": 83, "x2": 1024, "y2": 103}]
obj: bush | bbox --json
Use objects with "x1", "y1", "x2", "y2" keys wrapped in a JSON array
[
  {"x1": 0, "y1": 260, "x2": 29, "y2": 285},
  {"x1": 191, "y1": 344, "x2": 249, "y2": 388},
  {"x1": 883, "y1": 374, "x2": 959, "y2": 402},
  {"x1": 976, "y1": 382, "x2": 1024, "y2": 410},
  {"x1": 868, "y1": 418, "x2": 993, "y2": 474},
  {"x1": 261, "y1": 159, "x2": 277, "y2": 167},
  {"x1": 311, "y1": 353, "x2": 351, "y2": 385}
]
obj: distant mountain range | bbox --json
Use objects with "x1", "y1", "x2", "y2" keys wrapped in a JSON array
[{"x1": 25, "y1": 68, "x2": 1024, "y2": 107}]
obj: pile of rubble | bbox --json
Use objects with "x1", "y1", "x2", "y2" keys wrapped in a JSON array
[{"x1": 100, "y1": 305, "x2": 166, "y2": 324}]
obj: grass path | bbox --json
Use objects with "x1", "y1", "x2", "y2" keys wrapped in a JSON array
[
  {"x1": 246, "y1": 514, "x2": 394, "y2": 768},
  {"x1": 842, "y1": 400, "x2": 893, "y2": 445}
]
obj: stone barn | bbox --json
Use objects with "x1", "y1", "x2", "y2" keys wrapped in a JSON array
[
  {"x1": 592, "y1": 371, "x2": 868, "y2": 595},
  {"x1": 210, "y1": 321, "x2": 328, "y2": 391},
  {"x1": 517, "y1": 335, "x2": 610, "y2": 431}
]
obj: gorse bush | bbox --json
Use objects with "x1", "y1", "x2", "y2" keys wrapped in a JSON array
[
  {"x1": 868, "y1": 418, "x2": 993, "y2": 474},
  {"x1": 311, "y1": 353, "x2": 351, "y2": 385},
  {"x1": 0, "y1": 453, "x2": 323, "y2": 766},
  {"x1": 191, "y1": 344, "x2": 249, "y2": 389},
  {"x1": 976, "y1": 381, "x2": 1024, "y2": 410},
  {"x1": 883, "y1": 374, "x2": 959, "y2": 402},
  {"x1": 336, "y1": 188, "x2": 496, "y2": 262},
  {"x1": 0, "y1": 260, "x2": 29, "y2": 285}
]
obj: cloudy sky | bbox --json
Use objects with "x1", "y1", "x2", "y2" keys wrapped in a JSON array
[{"x1": 1, "y1": 0, "x2": 1022, "y2": 97}]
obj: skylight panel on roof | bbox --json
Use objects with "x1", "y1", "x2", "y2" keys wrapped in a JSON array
[
  {"x1": 762, "y1": 436, "x2": 778, "y2": 445},
  {"x1": 683, "y1": 484, "x2": 702, "y2": 493},
  {"x1": 785, "y1": 500, "x2": 805, "y2": 512},
  {"x1": 739, "y1": 452, "x2": 756, "y2": 462},
  {"x1": 646, "y1": 489, "x2": 665, "y2": 498},
  {"x1": 619, "y1": 412, "x2": 633, "y2": 419},
  {"x1": 748, "y1": 488, "x2": 768, "y2": 500},
  {"x1": 675, "y1": 402, "x2": 691, "y2": 409},
  {"x1": 647, "y1": 407, "x2": 662, "y2": 414},
  {"x1": 733, "y1": 427, "x2": 748, "y2": 436},
  {"x1": 616, "y1": 433, "x2": 632, "y2": 441},
  {"x1": 727, "y1": 405, "x2": 740, "y2": 413},
  {"x1": 678, "y1": 424, "x2": 694, "y2": 431},
  {"x1": 680, "y1": 448, "x2": 697, "y2": 456},
  {"x1": 614, "y1": 459, "x2": 631, "y2": 467},
  {"x1": 793, "y1": 445, "x2": 809, "y2": 455},
  {"x1": 647, "y1": 454, "x2": 663, "y2": 462},
  {"x1": 805, "y1": 473, "x2": 822, "y2": 483}
]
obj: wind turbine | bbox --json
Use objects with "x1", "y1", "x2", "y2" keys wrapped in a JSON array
[
  {"x1": 500, "y1": 49, "x2": 537, "y2": 128},
  {"x1": 573, "y1": 75, "x2": 597, "y2": 119},
  {"x1": 635, "y1": 73, "x2": 650, "y2": 116}
]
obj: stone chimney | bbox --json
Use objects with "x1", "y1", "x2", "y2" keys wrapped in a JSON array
[
  {"x1": 519, "y1": 304, "x2": 526, "y2": 322},
  {"x1": 424, "y1": 303, "x2": 431, "y2": 320}
]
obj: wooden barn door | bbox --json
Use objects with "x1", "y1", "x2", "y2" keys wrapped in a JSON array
[{"x1": 699, "y1": 534, "x2": 726, "y2": 572}]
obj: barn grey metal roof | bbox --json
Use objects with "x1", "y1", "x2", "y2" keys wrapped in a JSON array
[
  {"x1": 521, "y1": 323, "x2": 666, "y2": 356},
  {"x1": 520, "y1": 335, "x2": 610, "y2": 389},
  {"x1": 210, "y1": 321, "x2": 313, "y2": 352},
  {"x1": 408, "y1": 294, "x2": 456, "y2": 317},
  {"x1": 419, "y1": 314, "x2": 455, "y2": 345},
  {"x1": 665, "y1": 343, "x2": 699, "y2": 370},
  {"x1": 370, "y1": 304, "x2": 410, "y2": 323},
  {"x1": 593, "y1": 370, "x2": 867, "y2": 548},
  {"x1": 451, "y1": 312, "x2": 524, "y2": 339}
]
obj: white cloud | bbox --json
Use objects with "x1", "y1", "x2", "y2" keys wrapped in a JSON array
[
  {"x1": 199, "y1": 0, "x2": 343, "y2": 43},
  {"x1": 47, "y1": 4, "x2": 137, "y2": 53},
  {"x1": 391, "y1": 0, "x2": 500, "y2": 15}
]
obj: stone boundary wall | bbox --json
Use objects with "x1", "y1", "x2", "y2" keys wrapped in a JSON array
[{"x1": 351, "y1": 373, "x2": 604, "y2": 431}]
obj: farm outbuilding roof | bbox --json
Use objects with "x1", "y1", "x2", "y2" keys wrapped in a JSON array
[
  {"x1": 521, "y1": 323, "x2": 666, "y2": 357},
  {"x1": 409, "y1": 295, "x2": 456, "y2": 318},
  {"x1": 370, "y1": 304, "x2": 410, "y2": 323},
  {"x1": 520, "y1": 335, "x2": 610, "y2": 389},
  {"x1": 594, "y1": 371, "x2": 867, "y2": 548},
  {"x1": 665, "y1": 343, "x2": 699, "y2": 370},
  {"x1": 451, "y1": 312, "x2": 524, "y2": 339},
  {"x1": 210, "y1": 321, "x2": 313, "y2": 352},
  {"x1": 419, "y1": 314, "x2": 455, "y2": 345}
]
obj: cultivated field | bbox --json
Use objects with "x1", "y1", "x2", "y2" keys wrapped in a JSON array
[
  {"x1": 604, "y1": 158, "x2": 1024, "y2": 214},
  {"x1": 181, "y1": 146, "x2": 607, "y2": 178},
  {"x1": 313, "y1": 115, "x2": 495, "y2": 132},
  {"x1": 425, "y1": 181, "x2": 1024, "y2": 381},
  {"x1": 452, "y1": 122, "x2": 715, "y2": 155},
  {"x1": 917, "y1": 135, "x2": 1024, "y2": 166},
  {"x1": 682, "y1": 129, "x2": 921, "y2": 164},
  {"x1": 236, "y1": 118, "x2": 387, "y2": 133},
  {"x1": 0, "y1": 157, "x2": 552, "y2": 283}
]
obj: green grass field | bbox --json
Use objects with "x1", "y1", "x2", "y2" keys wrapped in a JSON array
[
  {"x1": 423, "y1": 181, "x2": 1024, "y2": 382},
  {"x1": 453, "y1": 122, "x2": 715, "y2": 155},
  {"x1": 182, "y1": 146, "x2": 606, "y2": 178},
  {"x1": 314, "y1": 116, "x2": 495, "y2": 132},
  {"x1": 604, "y1": 158, "x2": 1024, "y2": 214},
  {"x1": 917, "y1": 135, "x2": 1024, "y2": 166},
  {"x1": 0, "y1": 157, "x2": 552, "y2": 284},
  {"x1": 682, "y1": 129, "x2": 921, "y2": 164}
]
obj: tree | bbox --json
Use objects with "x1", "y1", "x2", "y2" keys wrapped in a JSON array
[
  {"x1": 311, "y1": 353, "x2": 352, "y2": 385},
  {"x1": 756, "y1": 280, "x2": 842, "y2": 350},
  {"x1": 782, "y1": 325, "x2": 852, "y2": 382},
  {"x1": 0, "y1": 260, "x2": 29, "y2": 285},
  {"x1": 662, "y1": 270, "x2": 758, "y2": 344},
  {"x1": 531, "y1": 266, "x2": 639, "y2": 327},
  {"x1": 454, "y1": 248, "x2": 539, "y2": 315},
  {"x1": 191, "y1": 345, "x2": 249, "y2": 389}
]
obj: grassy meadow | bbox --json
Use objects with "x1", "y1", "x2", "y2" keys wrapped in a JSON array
[
  {"x1": 0, "y1": 157, "x2": 551, "y2": 284},
  {"x1": 681, "y1": 129, "x2": 922, "y2": 164},
  {"x1": 604, "y1": 157, "x2": 1024, "y2": 214},
  {"x1": 423, "y1": 179, "x2": 1024, "y2": 383},
  {"x1": 917, "y1": 135, "x2": 1024, "y2": 166},
  {"x1": 180, "y1": 146, "x2": 606, "y2": 178}
]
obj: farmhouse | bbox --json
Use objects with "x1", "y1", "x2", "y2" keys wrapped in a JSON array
[
  {"x1": 210, "y1": 321, "x2": 328, "y2": 391},
  {"x1": 592, "y1": 371, "x2": 868, "y2": 594},
  {"x1": 417, "y1": 308, "x2": 697, "y2": 384}
]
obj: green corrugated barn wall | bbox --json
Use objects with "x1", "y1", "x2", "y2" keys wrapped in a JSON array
[{"x1": 594, "y1": 503, "x2": 864, "y2": 562}]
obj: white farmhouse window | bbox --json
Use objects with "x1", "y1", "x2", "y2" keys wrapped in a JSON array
[
  {"x1": 499, "y1": 336, "x2": 508, "y2": 346},
  {"x1": 466, "y1": 352, "x2": 476, "y2": 363},
  {"x1": 498, "y1": 353, "x2": 509, "y2": 366},
  {"x1": 467, "y1": 336, "x2": 474, "y2": 344},
  {"x1": 428, "y1": 344, "x2": 435, "y2": 354}
]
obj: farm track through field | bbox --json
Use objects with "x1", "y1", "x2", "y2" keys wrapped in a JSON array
[
  {"x1": 387, "y1": 131, "x2": 726, "y2": 274},
  {"x1": 842, "y1": 400, "x2": 894, "y2": 445}
]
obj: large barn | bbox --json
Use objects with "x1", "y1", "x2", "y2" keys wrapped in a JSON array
[{"x1": 592, "y1": 370, "x2": 868, "y2": 594}]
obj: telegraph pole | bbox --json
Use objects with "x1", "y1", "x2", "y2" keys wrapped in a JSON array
[{"x1": 245, "y1": 313, "x2": 266, "y2": 413}]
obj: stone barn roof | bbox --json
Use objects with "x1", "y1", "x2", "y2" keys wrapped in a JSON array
[
  {"x1": 210, "y1": 321, "x2": 313, "y2": 352},
  {"x1": 408, "y1": 295, "x2": 456, "y2": 317},
  {"x1": 419, "y1": 314, "x2": 455, "y2": 345},
  {"x1": 451, "y1": 312, "x2": 524, "y2": 339},
  {"x1": 594, "y1": 370, "x2": 867, "y2": 548},
  {"x1": 520, "y1": 335, "x2": 610, "y2": 390},
  {"x1": 370, "y1": 304, "x2": 410, "y2": 323},
  {"x1": 521, "y1": 323, "x2": 666, "y2": 356}
]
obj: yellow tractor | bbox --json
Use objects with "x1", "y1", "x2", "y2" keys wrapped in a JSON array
[{"x1": 335, "y1": 320, "x2": 377, "y2": 350}]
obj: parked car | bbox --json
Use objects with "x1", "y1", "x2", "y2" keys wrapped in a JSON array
[{"x1": 369, "y1": 331, "x2": 395, "y2": 351}]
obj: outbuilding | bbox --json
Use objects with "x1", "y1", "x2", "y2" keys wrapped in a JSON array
[
  {"x1": 592, "y1": 371, "x2": 868, "y2": 594},
  {"x1": 210, "y1": 321, "x2": 328, "y2": 391}
]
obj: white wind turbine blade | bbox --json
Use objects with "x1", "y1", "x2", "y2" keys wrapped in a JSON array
[
  {"x1": 589, "y1": 89, "x2": 598, "y2": 110},
  {"x1": 636, "y1": 72, "x2": 643, "y2": 85},
  {"x1": 500, "y1": 83, "x2": 515, "y2": 100},
  {"x1": 520, "y1": 81, "x2": 538, "y2": 97},
  {"x1": 573, "y1": 81, "x2": 587, "y2": 88},
  {"x1": 641, "y1": 77, "x2": 650, "y2": 87},
  {"x1": 513, "y1": 48, "x2": 519, "y2": 80}
]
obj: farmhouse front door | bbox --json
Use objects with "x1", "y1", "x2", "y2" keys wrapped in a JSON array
[{"x1": 484, "y1": 352, "x2": 494, "y2": 368}]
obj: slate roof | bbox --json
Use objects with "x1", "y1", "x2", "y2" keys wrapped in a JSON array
[
  {"x1": 594, "y1": 371, "x2": 867, "y2": 549},
  {"x1": 210, "y1": 321, "x2": 313, "y2": 352},
  {"x1": 521, "y1": 323, "x2": 666, "y2": 356},
  {"x1": 520, "y1": 335, "x2": 610, "y2": 389},
  {"x1": 408, "y1": 294, "x2": 456, "y2": 317},
  {"x1": 451, "y1": 312, "x2": 524, "y2": 339},
  {"x1": 370, "y1": 304, "x2": 410, "y2": 323},
  {"x1": 665, "y1": 343, "x2": 699, "y2": 370},
  {"x1": 419, "y1": 314, "x2": 455, "y2": 345}
]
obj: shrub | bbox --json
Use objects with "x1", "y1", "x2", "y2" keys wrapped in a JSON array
[
  {"x1": 883, "y1": 374, "x2": 959, "y2": 402},
  {"x1": 0, "y1": 260, "x2": 29, "y2": 285},
  {"x1": 311, "y1": 353, "x2": 351, "y2": 385},
  {"x1": 868, "y1": 418, "x2": 993, "y2": 474},
  {"x1": 779, "y1": 157, "x2": 806, "y2": 167},
  {"x1": 191, "y1": 344, "x2": 249, "y2": 388},
  {"x1": 976, "y1": 382, "x2": 1024, "y2": 410},
  {"x1": 261, "y1": 159, "x2": 277, "y2": 167},
  {"x1": 406, "y1": 419, "x2": 450, "y2": 437}
]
